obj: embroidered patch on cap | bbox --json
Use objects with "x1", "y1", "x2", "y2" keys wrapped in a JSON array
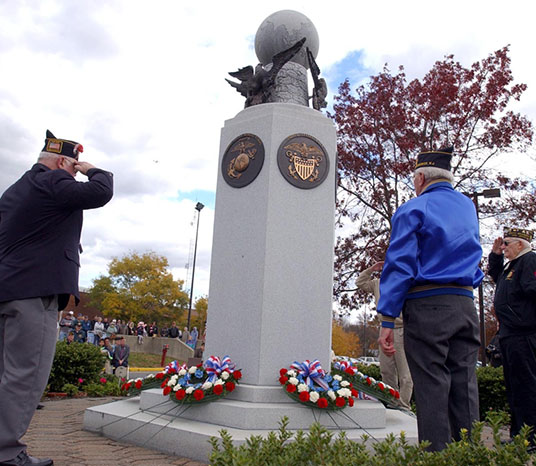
[{"x1": 46, "y1": 140, "x2": 63, "y2": 153}]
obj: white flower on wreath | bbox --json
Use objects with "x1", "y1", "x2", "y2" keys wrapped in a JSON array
[
  {"x1": 327, "y1": 390, "x2": 336, "y2": 401},
  {"x1": 287, "y1": 370, "x2": 297, "y2": 377},
  {"x1": 167, "y1": 379, "x2": 176, "y2": 387},
  {"x1": 185, "y1": 387, "x2": 194, "y2": 394},
  {"x1": 214, "y1": 379, "x2": 224, "y2": 386},
  {"x1": 333, "y1": 375, "x2": 343, "y2": 382},
  {"x1": 289, "y1": 377, "x2": 299, "y2": 386},
  {"x1": 340, "y1": 381, "x2": 350, "y2": 387},
  {"x1": 173, "y1": 385, "x2": 181, "y2": 392},
  {"x1": 179, "y1": 369, "x2": 187, "y2": 376},
  {"x1": 146, "y1": 374, "x2": 154, "y2": 379},
  {"x1": 221, "y1": 371, "x2": 230, "y2": 380},
  {"x1": 309, "y1": 391, "x2": 320, "y2": 403},
  {"x1": 188, "y1": 366, "x2": 197, "y2": 374},
  {"x1": 297, "y1": 383, "x2": 309, "y2": 393},
  {"x1": 202, "y1": 382, "x2": 213, "y2": 390},
  {"x1": 337, "y1": 388, "x2": 351, "y2": 398}
]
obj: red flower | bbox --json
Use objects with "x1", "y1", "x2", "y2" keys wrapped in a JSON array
[
  {"x1": 366, "y1": 377, "x2": 372, "y2": 385},
  {"x1": 194, "y1": 389, "x2": 204, "y2": 401},
  {"x1": 317, "y1": 398, "x2": 328, "y2": 409},
  {"x1": 100, "y1": 377, "x2": 107, "y2": 384},
  {"x1": 160, "y1": 379, "x2": 169, "y2": 388},
  {"x1": 175, "y1": 389, "x2": 186, "y2": 400},
  {"x1": 213, "y1": 384, "x2": 224, "y2": 395},
  {"x1": 279, "y1": 376, "x2": 289, "y2": 385},
  {"x1": 155, "y1": 372, "x2": 165, "y2": 380},
  {"x1": 378, "y1": 382, "x2": 385, "y2": 391},
  {"x1": 345, "y1": 368, "x2": 355, "y2": 375},
  {"x1": 163, "y1": 386, "x2": 172, "y2": 396},
  {"x1": 351, "y1": 388, "x2": 359, "y2": 398},
  {"x1": 286, "y1": 384, "x2": 296, "y2": 393},
  {"x1": 135, "y1": 380, "x2": 143, "y2": 390},
  {"x1": 394, "y1": 391, "x2": 400, "y2": 399},
  {"x1": 167, "y1": 367, "x2": 176, "y2": 374},
  {"x1": 389, "y1": 388, "x2": 396, "y2": 396},
  {"x1": 233, "y1": 370, "x2": 242, "y2": 380},
  {"x1": 225, "y1": 382, "x2": 236, "y2": 392},
  {"x1": 335, "y1": 397, "x2": 346, "y2": 408},
  {"x1": 299, "y1": 391, "x2": 310, "y2": 402},
  {"x1": 349, "y1": 398, "x2": 354, "y2": 407},
  {"x1": 280, "y1": 368, "x2": 288, "y2": 376}
]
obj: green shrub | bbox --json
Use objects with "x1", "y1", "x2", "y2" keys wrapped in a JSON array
[
  {"x1": 209, "y1": 417, "x2": 532, "y2": 465},
  {"x1": 356, "y1": 363, "x2": 381, "y2": 380},
  {"x1": 61, "y1": 383, "x2": 79, "y2": 397},
  {"x1": 48, "y1": 342, "x2": 106, "y2": 392},
  {"x1": 476, "y1": 366, "x2": 508, "y2": 420},
  {"x1": 84, "y1": 380, "x2": 122, "y2": 397}
]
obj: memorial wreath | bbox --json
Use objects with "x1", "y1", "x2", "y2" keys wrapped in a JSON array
[{"x1": 121, "y1": 355, "x2": 242, "y2": 404}]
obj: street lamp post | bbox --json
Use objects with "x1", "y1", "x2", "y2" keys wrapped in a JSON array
[
  {"x1": 466, "y1": 188, "x2": 501, "y2": 367},
  {"x1": 187, "y1": 202, "x2": 204, "y2": 331}
]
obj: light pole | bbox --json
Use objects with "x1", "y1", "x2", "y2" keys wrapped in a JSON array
[
  {"x1": 187, "y1": 202, "x2": 204, "y2": 331},
  {"x1": 466, "y1": 188, "x2": 501, "y2": 366}
]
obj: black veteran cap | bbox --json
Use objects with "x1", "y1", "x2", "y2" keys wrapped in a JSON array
[
  {"x1": 42, "y1": 130, "x2": 83, "y2": 159},
  {"x1": 503, "y1": 227, "x2": 534, "y2": 242},
  {"x1": 415, "y1": 147, "x2": 453, "y2": 170}
]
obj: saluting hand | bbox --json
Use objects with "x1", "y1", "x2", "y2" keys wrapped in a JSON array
[
  {"x1": 492, "y1": 237, "x2": 503, "y2": 255},
  {"x1": 73, "y1": 161, "x2": 96, "y2": 175}
]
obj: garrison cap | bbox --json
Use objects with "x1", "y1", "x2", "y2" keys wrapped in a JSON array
[
  {"x1": 415, "y1": 147, "x2": 453, "y2": 171},
  {"x1": 42, "y1": 130, "x2": 83, "y2": 159},
  {"x1": 503, "y1": 227, "x2": 534, "y2": 242}
]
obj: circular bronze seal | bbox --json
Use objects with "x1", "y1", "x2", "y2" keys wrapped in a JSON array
[
  {"x1": 221, "y1": 134, "x2": 265, "y2": 188},
  {"x1": 277, "y1": 134, "x2": 329, "y2": 189}
]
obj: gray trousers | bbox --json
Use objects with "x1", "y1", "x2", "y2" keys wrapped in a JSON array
[
  {"x1": 0, "y1": 296, "x2": 58, "y2": 461},
  {"x1": 404, "y1": 294, "x2": 480, "y2": 451}
]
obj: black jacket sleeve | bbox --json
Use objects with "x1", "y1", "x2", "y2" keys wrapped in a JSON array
[{"x1": 488, "y1": 252, "x2": 504, "y2": 284}]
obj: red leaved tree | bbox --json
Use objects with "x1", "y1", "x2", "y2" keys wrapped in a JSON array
[{"x1": 331, "y1": 46, "x2": 534, "y2": 311}]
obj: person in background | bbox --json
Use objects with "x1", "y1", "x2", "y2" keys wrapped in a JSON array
[
  {"x1": 73, "y1": 323, "x2": 86, "y2": 343},
  {"x1": 190, "y1": 326, "x2": 199, "y2": 348},
  {"x1": 0, "y1": 130, "x2": 113, "y2": 466},
  {"x1": 356, "y1": 261, "x2": 413, "y2": 409},
  {"x1": 377, "y1": 147, "x2": 483, "y2": 451},
  {"x1": 488, "y1": 227, "x2": 536, "y2": 450},
  {"x1": 58, "y1": 311, "x2": 75, "y2": 341},
  {"x1": 93, "y1": 316, "x2": 105, "y2": 346},
  {"x1": 168, "y1": 321, "x2": 180, "y2": 339},
  {"x1": 112, "y1": 336, "x2": 130, "y2": 370}
]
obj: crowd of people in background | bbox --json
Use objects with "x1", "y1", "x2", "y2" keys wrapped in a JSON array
[{"x1": 57, "y1": 311, "x2": 203, "y2": 350}]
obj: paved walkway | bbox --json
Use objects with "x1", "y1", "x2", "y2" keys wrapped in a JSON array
[{"x1": 22, "y1": 397, "x2": 207, "y2": 466}]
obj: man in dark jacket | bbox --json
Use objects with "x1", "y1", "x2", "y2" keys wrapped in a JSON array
[
  {"x1": 489, "y1": 227, "x2": 536, "y2": 449},
  {"x1": 0, "y1": 130, "x2": 113, "y2": 466}
]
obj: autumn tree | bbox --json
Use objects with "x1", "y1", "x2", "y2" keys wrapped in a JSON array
[
  {"x1": 188, "y1": 295, "x2": 207, "y2": 336},
  {"x1": 331, "y1": 320, "x2": 361, "y2": 358},
  {"x1": 332, "y1": 46, "x2": 534, "y2": 311},
  {"x1": 88, "y1": 251, "x2": 189, "y2": 324}
]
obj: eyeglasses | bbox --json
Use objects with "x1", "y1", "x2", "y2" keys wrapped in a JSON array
[{"x1": 503, "y1": 240, "x2": 519, "y2": 246}]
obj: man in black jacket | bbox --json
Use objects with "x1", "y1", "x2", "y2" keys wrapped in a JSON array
[
  {"x1": 488, "y1": 227, "x2": 536, "y2": 449},
  {"x1": 0, "y1": 130, "x2": 113, "y2": 466}
]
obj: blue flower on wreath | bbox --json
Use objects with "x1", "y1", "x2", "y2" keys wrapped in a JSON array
[{"x1": 194, "y1": 369, "x2": 204, "y2": 378}]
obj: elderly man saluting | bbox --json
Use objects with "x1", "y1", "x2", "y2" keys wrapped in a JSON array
[
  {"x1": 377, "y1": 147, "x2": 483, "y2": 452},
  {"x1": 488, "y1": 228, "x2": 536, "y2": 451},
  {"x1": 0, "y1": 130, "x2": 113, "y2": 466}
]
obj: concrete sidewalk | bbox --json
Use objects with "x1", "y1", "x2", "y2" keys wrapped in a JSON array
[{"x1": 22, "y1": 397, "x2": 207, "y2": 466}]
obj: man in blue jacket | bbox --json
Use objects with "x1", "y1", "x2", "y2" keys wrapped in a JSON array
[
  {"x1": 377, "y1": 147, "x2": 483, "y2": 451},
  {"x1": 0, "y1": 130, "x2": 113, "y2": 466}
]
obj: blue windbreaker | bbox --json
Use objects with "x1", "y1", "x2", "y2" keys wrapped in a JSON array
[{"x1": 377, "y1": 180, "x2": 484, "y2": 328}]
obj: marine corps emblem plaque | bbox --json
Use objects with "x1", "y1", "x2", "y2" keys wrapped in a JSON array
[
  {"x1": 277, "y1": 134, "x2": 329, "y2": 189},
  {"x1": 221, "y1": 134, "x2": 265, "y2": 188}
]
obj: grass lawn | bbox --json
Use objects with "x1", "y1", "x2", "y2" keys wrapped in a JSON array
[{"x1": 128, "y1": 353, "x2": 180, "y2": 368}]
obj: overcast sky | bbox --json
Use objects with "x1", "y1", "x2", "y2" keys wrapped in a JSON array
[{"x1": 1, "y1": 0, "x2": 534, "y2": 301}]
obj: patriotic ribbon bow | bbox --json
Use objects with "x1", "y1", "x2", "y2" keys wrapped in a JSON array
[
  {"x1": 164, "y1": 360, "x2": 186, "y2": 374},
  {"x1": 204, "y1": 355, "x2": 235, "y2": 382},
  {"x1": 333, "y1": 360, "x2": 357, "y2": 374},
  {"x1": 290, "y1": 359, "x2": 329, "y2": 390}
]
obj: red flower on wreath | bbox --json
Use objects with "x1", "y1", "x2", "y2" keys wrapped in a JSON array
[
  {"x1": 135, "y1": 380, "x2": 143, "y2": 390},
  {"x1": 317, "y1": 398, "x2": 328, "y2": 409},
  {"x1": 233, "y1": 370, "x2": 242, "y2": 380},
  {"x1": 213, "y1": 384, "x2": 224, "y2": 395},
  {"x1": 335, "y1": 397, "x2": 346, "y2": 408},
  {"x1": 366, "y1": 377, "x2": 372, "y2": 385},
  {"x1": 349, "y1": 398, "x2": 354, "y2": 407},
  {"x1": 394, "y1": 391, "x2": 400, "y2": 399},
  {"x1": 351, "y1": 388, "x2": 359, "y2": 398},
  {"x1": 280, "y1": 368, "x2": 288, "y2": 376},
  {"x1": 160, "y1": 379, "x2": 169, "y2": 388},
  {"x1": 299, "y1": 391, "x2": 310, "y2": 402},
  {"x1": 286, "y1": 384, "x2": 296, "y2": 393},
  {"x1": 156, "y1": 372, "x2": 164, "y2": 380},
  {"x1": 194, "y1": 389, "x2": 204, "y2": 401},
  {"x1": 163, "y1": 386, "x2": 172, "y2": 396},
  {"x1": 279, "y1": 375, "x2": 289, "y2": 385},
  {"x1": 225, "y1": 382, "x2": 236, "y2": 392},
  {"x1": 175, "y1": 389, "x2": 186, "y2": 400}
]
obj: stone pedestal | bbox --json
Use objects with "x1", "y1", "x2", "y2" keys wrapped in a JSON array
[{"x1": 205, "y1": 102, "x2": 337, "y2": 395}]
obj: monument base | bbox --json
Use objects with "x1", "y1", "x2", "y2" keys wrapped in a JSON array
[{"x1": 83, "y1": 392, "x2": 418, "y2": 463}]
